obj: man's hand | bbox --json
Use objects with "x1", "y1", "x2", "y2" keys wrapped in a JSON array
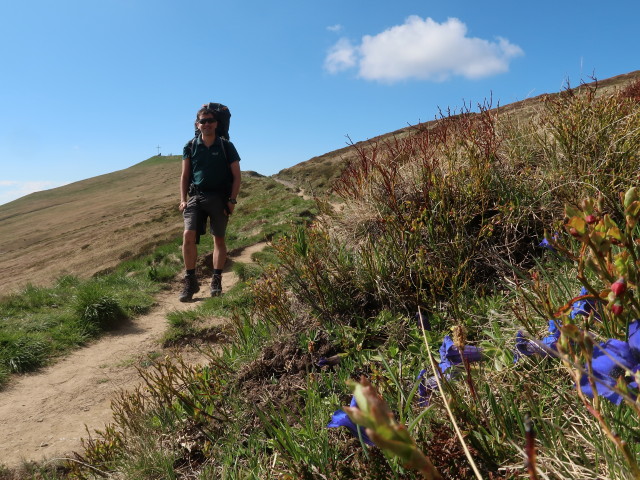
[{"x1": 179, "y1": 201, "x2": 187, "y2": 212}]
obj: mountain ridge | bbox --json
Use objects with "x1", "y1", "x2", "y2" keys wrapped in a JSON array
[{"x1": 274, "y1": 69, "x2": 640, "y2": 192}]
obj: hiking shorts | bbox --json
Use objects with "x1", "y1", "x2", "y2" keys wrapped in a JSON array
[{"x1": 183, "y1": 193, "x2": 229, "y2": 238}]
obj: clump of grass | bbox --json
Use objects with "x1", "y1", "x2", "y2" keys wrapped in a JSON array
[
  {"x1": 528, "y1": 79, "x2": 640, "y2": 215},
  {"x1": 231, "y1": 260, "x2": 262, "y2": 283},
  {"x1": 0, "y1": 333, "x2": 49, "y2": 373},
  {"x1": 0, "y1": 258, "x2": 171, "y2": 381},
  {"x1": 265, "y1": 100, "x2": 546, "y2": 330},
  {"x1": 73, "y1": 285, "x2": 127, "y2": 331}
]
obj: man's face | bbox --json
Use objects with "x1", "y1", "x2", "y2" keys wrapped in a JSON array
[{"x1": 197, "y1": 113, "x2": 217, "y2": 134}]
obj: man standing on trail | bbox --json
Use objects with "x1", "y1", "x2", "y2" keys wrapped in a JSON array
[{"x1": 178, "y1": 105, "x2": 241, "y2": 301}]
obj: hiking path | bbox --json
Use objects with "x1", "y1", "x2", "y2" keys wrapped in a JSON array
[{"x1": 0, "y1": 242, "x2": 267, "y2": 469}]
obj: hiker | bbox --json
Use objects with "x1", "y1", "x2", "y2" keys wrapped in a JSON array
[{"x1": 178, "y1": 105, "x2": 241, "y2": 301}]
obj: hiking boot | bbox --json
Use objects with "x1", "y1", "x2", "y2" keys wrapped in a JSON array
[
  {"x1": 179, "y1": 273, "x2": 200, "y2": 302},
  {"x1": 210, "y1": 273, "x2": 222, "y2": 297}
]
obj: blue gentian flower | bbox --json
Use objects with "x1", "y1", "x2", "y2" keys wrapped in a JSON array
[
  {"x1": 416, "y1": 368, "x2": 452, "y2": 407},
  {"x1": 629, "y1": 320, "x2": 640, "y2": 355},
  {"x1": 415, "y1": 336, "x2": 484, "y2": 408},
  {"x1": 539, "y1": 237, "x2": 555, "y2": 251},
  {"x1": 539, "y1": 232, "x2": 560, "y2": 251},
  {"x1": 439, "y1": 335, "x2": 483, "y2": 373},
  {"x1": 578, "y1": 320, "x2": 640, "y2": 405},
  {"x1": 317, "y1": 357, "x2": 330, "y2": 367},
  {"x1": 327, "y1": 396, "x2": 374, "y2": 445},
  {"x1": 570, "y1": 287, "x2": 597, "y2": 319},
  {"x1": 316, "y1": 354, "x2": 344, "y2": 367},
  {"x1": 415, "y1": 311, "x2": 431, "y2": 331},
  {"x1": 514, "y1": 320, "x2": 561, "y2": 361},
  {"x1": 417, "y1": 369, "x2": 435, "y2": 407}
]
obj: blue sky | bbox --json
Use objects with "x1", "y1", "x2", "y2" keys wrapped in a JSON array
[{"x1": 0, "y1": 0, "x2": 638, "y2": 205}]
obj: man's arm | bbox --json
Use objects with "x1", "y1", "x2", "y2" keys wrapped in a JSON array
[
  {"x1": 179, "y1": 158, "x2": 191, "y2": 212},
  {"x1": 227, "y1": 161, "x2": 241, "y2": 214}
]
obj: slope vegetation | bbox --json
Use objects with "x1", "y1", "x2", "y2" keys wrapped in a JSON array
[{"x1": 275, "y1": 70, "x2": 640, "y2": 193}]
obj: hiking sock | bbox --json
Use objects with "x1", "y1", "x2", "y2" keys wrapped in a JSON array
[
  {"x1": 213, "y1": 269, "x2": 223, "y2": 276},
  {"x1": 186, "y1": 269, "x2": 196, "y2": 276}
]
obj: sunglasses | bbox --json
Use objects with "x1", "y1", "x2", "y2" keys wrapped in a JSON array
[{"x1": 198, "y1": 118, "x2": 217, "y2": 125}]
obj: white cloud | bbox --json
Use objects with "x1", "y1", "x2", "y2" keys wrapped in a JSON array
[
  {"x1": 327, "y1": 24, "x2": 343, "y2": 32},
  {"x1": 324, "y1": 16, "x2": 524, "y2": 83},
  {"x1": 324, "y1": 38, "x2": 357, "y2": 74},
  {"x1": 0, "y1": 180, "x2": 64, "y2": 205}
]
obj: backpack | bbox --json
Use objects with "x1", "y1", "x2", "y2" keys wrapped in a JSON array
[{"x1": 195, "y1": 102, "x2": 231, "y2": 140}]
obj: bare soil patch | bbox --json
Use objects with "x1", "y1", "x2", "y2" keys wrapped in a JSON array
[{"x1": 0, "y1": 242, "x2": 266, "y2": 469}]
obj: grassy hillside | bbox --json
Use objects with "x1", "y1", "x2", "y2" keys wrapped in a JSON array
[
  {"x1": 0, "y1": 156, "x2": 184, "y2": 295},
  {"x1": 0, "y1": 158, "x2": 305, "y2": 296},
  {"x1": 3, "y1": 71, "x2": 640, "y2": 479}
]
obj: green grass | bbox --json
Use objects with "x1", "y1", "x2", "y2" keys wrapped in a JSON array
[{"x1": 0, "y1": 273, "x2": 160, "y2": 386}]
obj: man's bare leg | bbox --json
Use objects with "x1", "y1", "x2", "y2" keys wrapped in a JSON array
[
  {"x1": 211, "y1": 235, "x2": 227, "y2": 296},
  {"x1": 182, "y1": 230, "x2": 198, "y2": 269}
]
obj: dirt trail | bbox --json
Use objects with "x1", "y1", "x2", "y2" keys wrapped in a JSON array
[
  {"x1": 0, "y1": 242, "x2": 267, "y2": 469},
  {"x1": 273, "y1": 177, "x2": 344, "y2": 213},
  {"x1": 272, "y1": 178, "x2": 312, "y2": 201}
]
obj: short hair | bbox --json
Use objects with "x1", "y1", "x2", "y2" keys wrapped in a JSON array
[{"x1": 196, "y1": 106, "x2": 217, "y2": 121}]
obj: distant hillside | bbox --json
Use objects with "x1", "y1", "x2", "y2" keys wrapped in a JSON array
[
  {"x1": 0, "y1": 156, "x2": 185, "y2": 294},
  {"x1": 274, "y1": 70, "x2": 640, "y2": 194}
]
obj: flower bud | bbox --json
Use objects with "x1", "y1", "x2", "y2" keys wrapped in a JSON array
[
  {"x1": 585, "y1": 214, "x2": 597, "y2": 224},
  {"x1": 624, "y1": 187, "x2": 638, "y2": 209},
  {"x1": 611, "y1": 278, "x2": 627, "y2": 297},
  {"x1": 345, "y1": 378, "x2": 442, "y2": 479},
  {"x1": 612, "y1": 302, "x2": 624, "y2": 316}
]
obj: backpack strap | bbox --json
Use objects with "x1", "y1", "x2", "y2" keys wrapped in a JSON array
[
  {"x1": 190, "y1": 136, "x2": 198, "y2": 158},
  {"x1": 187, "y1": 136, "x2": 198, "y2": 196},
  {"x1": 218, "y1": 136, "x2": 228, "y2": 163},
  {"x1": 188, "y1": 136, "x2": 232, "y2": 196}
]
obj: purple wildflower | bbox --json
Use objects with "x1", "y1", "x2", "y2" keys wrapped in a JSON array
[
  {"x1": 417, "y1": 369, "x2": 435, "y2": 407},
  {"x1": 514, "y1": 320, "x2": 561, "y2": 361},
  {"x1": 327, "y1": 396, "x2": 374, "y2": 445},
  {"x1": 578, "y1": 320, "x2": 640, "y2": 405},
  {"x1": 317, "y1": 357, "x2": 330, "y2": 367},
  {"x1": 316, "y1": 354, "x2": 344, "y2": 367},
  {"x1": 539, "y1": 237, "x2": 555, "y2": 251},
  {"x1": 415, "y1": 311, "x2": 431, "y2": 331},
  {"x1": 416, "y1": 368, "x2": 452, "y2": 407},
  {"x1": 439, "y1": 335, "x2": 483, "y2": 373},
  {"x1": 539, "y1": 232, "x2": 560, "y2": 252},
  {"x1": 570, "y1": 287, "x2": 598, "y2": 320},
  {"x1": 415, "y1": 336, "x2": 484, "y2": 408}
]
